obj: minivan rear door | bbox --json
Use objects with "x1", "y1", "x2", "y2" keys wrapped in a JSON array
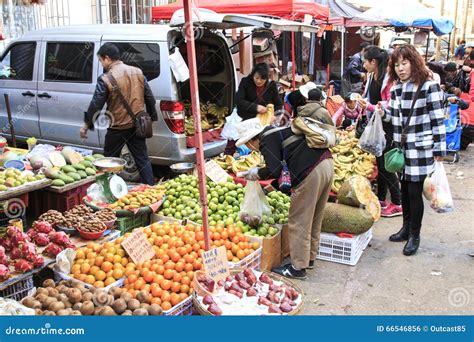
[
  {"x1": 37, "y1": 37, "x2": 101, "y2": 147},
  {"x1": 0, "y1": 41, "x2": 41, "y2": 140},
  {"x1": 169, "y1": 8, "x2": 320, "y2": 33}
]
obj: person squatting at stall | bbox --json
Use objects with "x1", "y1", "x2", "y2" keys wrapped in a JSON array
[
  {"x1": 235, "y1": 118, "x2": 334, "y2": 279},
  {"x1": 225, "y1": 63, "x2": 282, "y2": 155},
  {"x1": 82, "y1": 43, "x2": 157, "y2": 185},
  {"x1": 380, "y1": 44, "x2": 446, "y2": 256}
]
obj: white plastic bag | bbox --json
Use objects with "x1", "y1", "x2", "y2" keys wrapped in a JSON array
[
  {"x1": 221, "y1": 108, "x2": 242, "y2": 141},
  {"x1": 168, "y1": 48, "x2": 189, "y2": 82},
  {"x1": 239, "y1": 181, "x2": 272, "y2": 227},
  {"x1": 359, "y1": 111, "x2": 386, "y2": 157},
  {"x1": 429, "y1": 161, "x2": 454, "y2": 213}
]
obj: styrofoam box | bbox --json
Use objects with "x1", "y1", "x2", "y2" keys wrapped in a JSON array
[{"x1": 316, "y1": 229, "x2": 373, "y2": 266}]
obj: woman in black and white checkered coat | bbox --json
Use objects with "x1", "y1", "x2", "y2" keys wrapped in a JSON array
[{"x1": 380, "y1": 45, "x2": 446, "y2": 256}]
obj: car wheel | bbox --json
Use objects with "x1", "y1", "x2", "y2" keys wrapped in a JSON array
[{"x1": 119, "y1": 145, "x2": 140, "y2": 182}]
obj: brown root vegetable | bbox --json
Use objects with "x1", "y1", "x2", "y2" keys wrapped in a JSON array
[
  {"x1": 21, "y1": 297, "x2": 36, "y2": 308},
  {"x1": 148, "y1": 304, "x2": 163, "y2": 316},
  {"x1": 48, "y1": 301, "x2": 65, "y2": 312},
  {"x1": 121, "y1": 310, "x2": 133, "y2": 316},
  {"x1": 43, "y1": 310, "x2": 56, "y2": 316},
  {"x1": 82, "y1": 292, "x2": 93, "y2": 302},
  {"x1": 120, "y1": 292, "x2": 132, "y2": 302},
  {"x1": 57, "y1": 293, "x2": 68, "y2": 303},
  {"x1": 112, "y1": 298, "x2": 127, "y2": 315},
  {"x1": 43, "y1": 297, "x2": 57, "y2": 309},
  {"x1": 71, "y1": 310, "x2": 82, "y2": 316},
  {"x1": 132, "y1": 308, "x2": 148, "y2": 316},
  {"x1": 79, "y1": 301, "x2": 94, "y2": 315},
  {"x1": 34, "y1": 294, "x2": 48, "y2": 305},
  {"x1": 42, "y1": 279, "x2": 55, "y2": 288},
  {"x1": 109, "y1": 286, "x2": 122, "y2": 299},
  {"x1": 136, "y1": 290, "x2": 151, "y2": 304},
  {"x1": 98, "y1": 306, "x2": 116, "y2": 316},
  {"x1": 127, "y1": 299, "x2": 140, "y2": 311},
  {"x1": 31, "y1": 300, "x2": 42, "y2": 310},
  {"x1": 72, "y1": 303, "x2": 83, "y2": 311},
  {"x1": 48, "y1": 288, "x2": 59, "y2": 298},
  {"x1": 36, "y1": 288, "x2": 49, "y2": 296},
  {"x1": 57, "y1": 309, "x2": 71, "y2": 316},
  {"x1": 140, "y1": 303, "x2": 150, "y2": 311},
  {"x1": 62, "y1": 299, "x2": 72, "y2": 309},
  {"x1": 35, "y1": 309, "x2": 43, "y2": 315},
  {"x1": 67, "y1": 288, "x2": 82, "y2": 304}
]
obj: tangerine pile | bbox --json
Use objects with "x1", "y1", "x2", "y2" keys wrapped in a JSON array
[
  {"x1": 70, "y1": 240, "x2": 129, "y2": 288},
  {"x1": 122, "y1": 222, "x2": 259, "y2": 311}
]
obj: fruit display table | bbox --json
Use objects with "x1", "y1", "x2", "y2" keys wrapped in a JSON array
[
  {"x1": 0, "y1": 178, "x2": 52, "y2": 201},
  {"x1": 46, "y1": 175, "x2": 97, "y2": 193}
]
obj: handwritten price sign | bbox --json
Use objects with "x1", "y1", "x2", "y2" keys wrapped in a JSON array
[
  {"x1": 121, "y1": 230, "x2": 155, "y2": 264},
  {"x1": 202, "y1": 246, "x2": 230, "y2": 282}
]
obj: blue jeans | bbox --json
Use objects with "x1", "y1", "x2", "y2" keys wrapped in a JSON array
[{"x1": 103, "y1": 128, "x2": 154, "y2": 185}]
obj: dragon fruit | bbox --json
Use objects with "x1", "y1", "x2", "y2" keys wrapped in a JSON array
[
  {"x1": 0, "y1": 246, "x2": 7, "y2": 266},
  {"x1": 0, "y1": 264, "x2": 10, "y2": 280},
  {"x1": 44, "y1": 243, "x2": 63, "y2": 257},
  {"x1": 0, "y1": 237, "x2": 12, "y2": 251},
  {"x1": 6, "y1": 226, "x2": 21, "y2": 237},
  {"x1": 32, "y1": 254, "x2": 44, "y2": 268},
  {"x1": 27, "y1": 229, "x2": 38, "y2": 239},
  {"x1": 20, "y1": 242, "x2": 38, "y2": 262},
  {"x1": 14, "y1": 259, "x2": 33, "y2": 273},
  {"x1": 0, "y1": 246, "x2": 5, "y2": 258},
  {"x1": 49, "y1": 231, "x2": 70, "y2": 247},
  {"x1": 63, "y1": 241, "x2": 76, "y2": 250},
  {"x1": 33, "y1": 233, "x2": 50, "y2": 247},
  {"x1": 32, "y1": 221, "x2": 53, "y2": 234},
  {"x1": 11, "y1": 231, "x2": 30, "y2": 247},
  {"x1": 10, "y1": 247, "x2": 21, "y2": 260}
]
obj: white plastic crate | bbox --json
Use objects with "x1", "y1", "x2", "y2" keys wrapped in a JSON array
[
  {"x1": 163, "y1": 295, "x2": 193, "y2": 316},
  {"x1": 0, "y1": 275, "x2": 34, "y2": 301},
  {"x1": 229, "y1": 247, "x2": 262, "y2": 270},
  {"x1": 316, "y1": 229, "x2": 373, "y2": 266}
]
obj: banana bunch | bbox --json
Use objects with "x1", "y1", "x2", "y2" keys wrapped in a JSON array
[
  {"x1": 183, "y1": 101, "x2": 229, "y2": 134},
  {"x1": 330, "y1": 130, "x2": 376, "y2": 193},
  {"x1": 207, "y1": 103, "x2": 229, "y2": 119},
  {"x1": 214, "y1": 155, "x2": 235, "y2": 171},
  {"x1": 231, "y1": 151, "x2": 265, "y2": 174}
]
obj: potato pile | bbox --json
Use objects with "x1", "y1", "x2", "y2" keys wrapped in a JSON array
[{"x1": 21, "y1": 279, "x2": 163, "y2": 316}]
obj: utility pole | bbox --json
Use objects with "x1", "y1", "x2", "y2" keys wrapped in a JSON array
[
  {"x1": 435, "y1": 0, "x2": 445, "y2": 61},
  {"x1": 461, "y1": 0, "x2": 470, "y2": 41},
  {"x1": 450, "y1": 0, "x2": 459, "y2": 54}
]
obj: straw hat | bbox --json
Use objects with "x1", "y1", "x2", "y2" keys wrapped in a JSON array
[{"x1": 235, "y1": 118, "x2": 266, "y2": 147}]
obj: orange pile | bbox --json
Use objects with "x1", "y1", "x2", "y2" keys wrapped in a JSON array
[
  {"x1": 71, "y1": 240, "x2": 129, "y2": 288},
  {"x1": 122, "y1": 222, "x2": 259, "y2": 311}
]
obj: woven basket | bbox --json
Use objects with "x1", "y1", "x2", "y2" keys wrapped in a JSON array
[{"x1": 193, "y1": 269, "x2": 304, "y2": 316}]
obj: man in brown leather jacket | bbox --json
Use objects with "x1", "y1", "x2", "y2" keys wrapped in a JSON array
[{"x1": 82, "y1": 43, "x2": 157, "y2": 185}]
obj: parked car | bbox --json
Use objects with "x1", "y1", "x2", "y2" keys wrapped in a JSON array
[{"x1": 0, "y1": 10, "x2": 317, "y2": 178}]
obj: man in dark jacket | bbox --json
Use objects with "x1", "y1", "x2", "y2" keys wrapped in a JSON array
[
  {"x1": 345, "y1": 42, "x2": 370, "y2": 85},
  {"x1": 81, "y1": 43, "x2": 157, "y2": 185},
  {"x1": 235, "y1": 63, "x2": 282, "y2": 120},
  {"x1": 235, "y1": 118, "x2": 334, "y2": 280}
]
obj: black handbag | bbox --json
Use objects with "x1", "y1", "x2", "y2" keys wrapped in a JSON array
[
  {"x1": 105, "y1": 74, "x2": 153, "y2": 139},
  {"x1": 355, "y1": 114, "x2": 368, "y2": 139}
]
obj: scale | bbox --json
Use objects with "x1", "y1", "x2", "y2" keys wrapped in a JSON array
[{"x1": 92, "y1": 157, "x2": 128, "y2": 203}]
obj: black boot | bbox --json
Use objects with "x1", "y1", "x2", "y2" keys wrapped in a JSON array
[
  {"x1": 403, "y1": 226, "x2": 421, "y2": 256},
  {"x1": 389, "y1": 224, "x2": 409, "y2": 242}
]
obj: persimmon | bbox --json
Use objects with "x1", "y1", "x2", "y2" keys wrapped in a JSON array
[{"x1": 164, "y1": 269, "x2": 174, "y2": 280}]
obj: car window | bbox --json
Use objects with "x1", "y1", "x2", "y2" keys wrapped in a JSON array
[
  {"x1": 45, "y1": 42, "x2": 94, "y2": 83},
  {"x1": 112, "y1": 42, "x2": 160, "y2": 81},
  {"x1": 0, "y1": 42, "x2": 36, "y2": 81}
]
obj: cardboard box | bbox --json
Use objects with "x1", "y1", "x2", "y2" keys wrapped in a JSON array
[
  {"x1": 281, "y1": 224, "x2": 290, "y2": 259},
  {"x1": 248, "y1": 226, "x2": 282, "y2": 271}
]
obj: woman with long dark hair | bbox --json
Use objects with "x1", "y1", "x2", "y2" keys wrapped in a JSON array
[
  {"x1": 360, "y1": 45, "x2": 402, "y2": 217},
  {"x1": 380, "y1": 44, "x2": 446, "y2": 256}
]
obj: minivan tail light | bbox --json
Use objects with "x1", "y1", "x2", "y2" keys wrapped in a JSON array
[{"x1": 160, "y1": 101, "x2": 185, "y2": 134}]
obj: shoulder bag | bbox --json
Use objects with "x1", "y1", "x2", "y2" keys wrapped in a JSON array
[{"x1": 104, "y1": 74, "x2": 153, "y2": 139}]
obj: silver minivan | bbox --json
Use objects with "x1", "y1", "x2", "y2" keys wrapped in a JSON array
[{"x1": 0, "y1": 10, "x2": 317, "y2": 176}]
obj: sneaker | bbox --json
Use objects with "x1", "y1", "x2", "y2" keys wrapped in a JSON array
[
  {"x1": 379, "y1": 200, "x2": 389, "y2": 209},
  {"x1": 272, "y1": 264, "x2": 307, "y2": 280},
  {"x1": 307, "y1": 260, "x2": 315, "y2": 269},
  {"x1": 381, "y1": 203, "x2": 403, "y2": 217}
]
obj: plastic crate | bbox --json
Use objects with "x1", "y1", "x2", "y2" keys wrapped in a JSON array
[
  {"x1": 0, "y1": 275, "x2": 34, "y2": 301},
  {"x1": 29, "y1": 183, "x2": 90, "y2": 218},
  {"x1": 163, "y1": 295, "x2": 193, "y2": 316},
  {"x1": 316, "y1": 229, "x2": 373, "y2": 266},
  {"x1": 116, "y1": 213, "x2": 151, "y2": 235},
  {"x1": 229, "y1": 247, "x2": 262, "y2": 270}
]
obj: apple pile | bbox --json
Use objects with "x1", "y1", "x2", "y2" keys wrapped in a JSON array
[{"x1": 198, "y1": 268, "x2": 301, "y2": 315}]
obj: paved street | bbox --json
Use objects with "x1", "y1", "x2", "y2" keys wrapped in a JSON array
[{"x1": 299, "y1": 150, "x2": 474, "y2": 315}]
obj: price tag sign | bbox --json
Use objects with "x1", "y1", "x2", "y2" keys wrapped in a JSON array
[
  {"x1": 205, "y1": 160, "x2": 230, "y2": 184},
  {"x1": 202, "y1": 246, "x2": 230, "y2": 282},
  {"x1": 121, "y1": 230, "x2": 155, "y2": 264}
]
